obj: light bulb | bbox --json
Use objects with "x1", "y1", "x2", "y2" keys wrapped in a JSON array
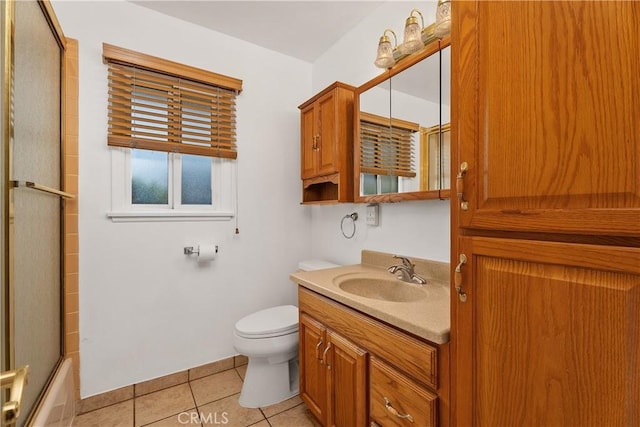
[
  {"x1": 374, "y1": 40, "x2": 395, "y2": 68},
  {"x1": 401, "y1": 16, "x2": 424, "y2": 54},
  {"x1": 434, "y1": 0, "x2": 451, "y2": 38},
  {"x1": 374, "y1": 30, "x2": 397, "y2": 69}
]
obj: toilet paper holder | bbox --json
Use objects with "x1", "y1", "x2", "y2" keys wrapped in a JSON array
[{"x1": 184, "y1": 245, "x2": 218, "y2": 256}]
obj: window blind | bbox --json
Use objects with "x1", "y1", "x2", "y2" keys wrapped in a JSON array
[
  {"x1": 103, "y1": 43, "x2": 242, "y2": 159},
  {"x1": 359, "y1": 112, "x2": 418, "y2": 178}
]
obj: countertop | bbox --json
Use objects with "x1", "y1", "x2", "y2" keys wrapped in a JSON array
[{"x1": 290, "y1": 252, "x2": 450, "y2": 344}]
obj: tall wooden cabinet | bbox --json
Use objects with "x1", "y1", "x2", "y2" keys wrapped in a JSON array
[
  {"x1": 451, "y1": 1, "x2": 640, "y2": 426},
  {"x1": 298, "y1": 82, "x2": 355, "y2": 203}
]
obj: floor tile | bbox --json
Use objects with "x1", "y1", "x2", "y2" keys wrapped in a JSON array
[
  {"x1": 235, "y1": 365, "x2": 247, "y2": 381},
  {"x1": 134, "y1": 383, "x2": 196, "y2": 427},
  {"x1": 76, "y1": 385, "x2": 134, "y2": 414},
  {"x1": 190, "y1": 369, "x2": 243, "y2": 407},
  {"x1": 135, "y1": 371, "x2": 188, "y2": 397},
  {"x1": 189, "y1": 358, "x2": 235, "y2": 381},
  {"x1": 260, "y1": 395, "x2": 302, "y2": 418},
  {"x1": 197, "y1": 393, "x2": 264, "y2": 426},
  {"x1": 234, "y1": 355, "x2": 248, "y2": 367},
  {"x1": 267, "y1": 403, "x2": 321, "y2": 427},
  {"x1": 248, "y1": 421, "x2": 270, "y2": 427},
  {"x1": 72, "y1": 400, "x2": 133, "y2": 427},
  {"x1": 143, "y1": 408, "x2": 201, "y2": 427}
]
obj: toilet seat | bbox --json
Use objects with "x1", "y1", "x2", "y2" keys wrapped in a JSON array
[{"x1": 235, "y1": 305, "x2": 298, "y2": 339}]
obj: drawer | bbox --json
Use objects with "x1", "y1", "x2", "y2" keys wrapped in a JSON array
[{"x1": 370, "y1": 357, "x2": 437, "y2": 427}]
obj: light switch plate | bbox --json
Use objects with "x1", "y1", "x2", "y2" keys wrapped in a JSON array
[{"x1": 366, "y1": 204, "x2": 379, "y2": 226}]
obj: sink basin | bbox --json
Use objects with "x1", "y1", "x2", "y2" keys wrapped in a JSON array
[{"x1": 334, "y1": 273, "x2": 426, "y2": 302}]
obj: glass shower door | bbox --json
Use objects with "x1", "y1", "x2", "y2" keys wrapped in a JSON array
[{"x1": 2, "y1": 1, "x2": 65, "y2": 425}]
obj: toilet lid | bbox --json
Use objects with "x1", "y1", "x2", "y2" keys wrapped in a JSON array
[{"x1": 235, "y1": 305, "x2": 299, "y2": 338}]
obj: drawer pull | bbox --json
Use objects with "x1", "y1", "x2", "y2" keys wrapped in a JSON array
[
  {"x1": 456, "y1": 161, "x2": 469, "y2": 211},
  {"x1": 315, "y1": 338, "x2": 324, "y2": 362},
  {"x1": 322, "y1": 343, "x2": 332, "y2": 369},
  {"x1": 454, "y1": 254, "x2": 468, "y2": 302},
  {"x1": 383, "y1": 397, "x2": 414, "y2": 423}
]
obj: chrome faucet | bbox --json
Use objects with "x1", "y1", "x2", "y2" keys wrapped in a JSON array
[{"x1": 387, "y1": 255, "x2": 427, "y2": 285}]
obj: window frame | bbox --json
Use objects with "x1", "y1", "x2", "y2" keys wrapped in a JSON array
[{"x1": 107, "y1": 148, "x2": 236, "y2": 222}]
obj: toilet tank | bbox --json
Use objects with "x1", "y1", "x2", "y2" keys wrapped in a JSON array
[{"x1": 298, "y1": 260, "x2": 340, "y2": 271}]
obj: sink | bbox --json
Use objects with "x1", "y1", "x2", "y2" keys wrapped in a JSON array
[{"x1": 333, "y1": 273, "x2": 427, "y2": 302}]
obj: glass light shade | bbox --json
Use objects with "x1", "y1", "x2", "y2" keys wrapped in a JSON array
[
  {"x1": 374, "y1": 39, "x2": 395, "y2": 68},
  {"x1": 401, "y1": 17, "x2": 424, "y2": 54},
  {"x1": 434, "y1": 0, "x2": 452, "y2": 38}
]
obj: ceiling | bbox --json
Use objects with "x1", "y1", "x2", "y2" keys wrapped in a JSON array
[{"x1": 129, "y1": 1, "x2": 385, "y2": 63}]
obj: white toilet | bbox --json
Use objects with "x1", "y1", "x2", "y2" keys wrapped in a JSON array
[{"x1": 233, "y1": 260, "x2": 339, "y2": 408}]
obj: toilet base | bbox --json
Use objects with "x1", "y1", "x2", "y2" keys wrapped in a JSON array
[{"x1": 239, "y1": 356, "x2": 299, "y2": 408}]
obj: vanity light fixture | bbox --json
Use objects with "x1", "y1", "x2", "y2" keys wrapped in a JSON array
[
  {"x1": 374, "y1": 29, "x2": 397, "y2": 69},
  {"x1": 434, "y1": 0, "x2": 452, "y2": 38},
  {"x1": 400, "y1": 9, "x2": 425, "y2": 54}
]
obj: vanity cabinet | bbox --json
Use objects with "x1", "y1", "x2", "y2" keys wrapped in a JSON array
[
  {"x1": 299, "y1": 314, "x2": 367, "y2": 426},
  {"x1": 298, "y1": 82, "x2": 355, "y2": 203},
  {"x1": 298, "y1": 287, "x2": 449, "y2": 427},
  {"x1": 451, "y1": 1, "x2": 640, "y2": 425}
]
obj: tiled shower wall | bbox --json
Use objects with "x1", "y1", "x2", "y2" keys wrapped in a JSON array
[{"x1": 63, "y1": 37, "x2": 79, "y2": 399}]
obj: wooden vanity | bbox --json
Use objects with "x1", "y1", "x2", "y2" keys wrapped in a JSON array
[
  {"x1": 291, "y1": 251, "x2": 450, "y2": 426},
  {"x1": 298, "y1": 288, "x2": 448, "y2": 426}
]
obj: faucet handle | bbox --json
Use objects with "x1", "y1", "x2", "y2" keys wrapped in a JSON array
[{"x1": 393, "y1": 255, "x2": 413, "y2": 268}]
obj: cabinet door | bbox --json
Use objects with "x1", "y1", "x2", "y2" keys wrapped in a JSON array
[
  {"x1": 453, "y1": 237, "x2": 640, "y2": 426},
  {"x1": 299, "y1": 313, "x2": 328, "y2": 424},
  {"x1": 326, "y1": 331, "x2": 367, "y2": 427},
  {"x1": 300, "y1": 104, "x2": 317, "y2": 179},
  {"x1": 316, "y1": 91, "x2": 337, "y2": 176},
  {"x1": 453, "y1": 1, "x2": 640, "y2": 236}
]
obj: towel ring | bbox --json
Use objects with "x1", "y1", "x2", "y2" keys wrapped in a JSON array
[{"x1": 340, "y1": 212, "x2": 358, "y2": 239}]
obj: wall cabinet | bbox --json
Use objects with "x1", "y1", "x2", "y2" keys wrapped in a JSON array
[
  {"x1": 453, "y1": 1, "x2": 640, "y2": 236},
  {"x1": 298, "y1": 287, "x2": 449, "y2": 426},
  {"x1": 298, "y1": 82, "x2": 355, "y2": 203},
  {"x1": 451, "y1": 1, "x2": 640, "y2": 425}
]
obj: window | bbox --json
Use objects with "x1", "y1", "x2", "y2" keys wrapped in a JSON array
[
  {"x1": 359, "y1": 112, "x2": 418, "y2": 196},
  {"x1": 103, "y1": 44, "x2": 242, "y2": 221}
]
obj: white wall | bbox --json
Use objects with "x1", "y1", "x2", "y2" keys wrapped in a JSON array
[
  {"x1": 310, "y1": 1, "x2": 450, "y2": 265},
  {"x1": 51, "y1": 0, "x2": 449, "y2": 398},
  {"x1": 52, "y1": 0, "x2": 313, "y2": 398}
]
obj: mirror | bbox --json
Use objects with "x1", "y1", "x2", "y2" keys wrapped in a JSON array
[{"x1": 355, "y1": 39, "x2": 450, "y2": 202}]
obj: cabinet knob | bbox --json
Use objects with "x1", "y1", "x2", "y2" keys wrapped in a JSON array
[
  {"x1": 312, "y1": 135, "x2": 320, "y2": 150},
  {"x1": 454, "y1": 254, "x2": 468, "y2": 302},
  {"x1": 456, "y1": 162, "x2": 469, "y2": 211}
]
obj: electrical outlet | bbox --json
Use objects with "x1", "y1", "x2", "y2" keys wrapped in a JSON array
[{"x1": 366, "y1": 204, "x2": 379, "y2": 226}]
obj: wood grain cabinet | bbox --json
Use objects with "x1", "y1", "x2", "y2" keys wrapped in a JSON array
[
  {"x1": 370, "y1": 357, "x2": 437, "y2": 427},
  {"x1": 298, "y1": 287, "x2": 449, "y2": 427},
  {"x1": 298, "y1": 82, "x2": 355, "y2": 203},
  {"x1": 451, "y1": 1, "x2": 640, "y2": 425},
  {"x1": 299, "y1": 313, "x2": 368, "y2": 427}
]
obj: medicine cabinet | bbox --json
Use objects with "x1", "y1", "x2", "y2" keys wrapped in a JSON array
[{"x1": 355, "y1": 38, "x2": 450, "y2": 203}]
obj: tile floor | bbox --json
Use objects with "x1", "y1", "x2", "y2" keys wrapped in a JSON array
[{"x1": 72, "y1": 365, "x2": 321, "y2": 427}]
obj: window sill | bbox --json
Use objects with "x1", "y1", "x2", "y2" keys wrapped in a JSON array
[{"x1": 107, "y1": 210, "x2": 234, "y2": 222}]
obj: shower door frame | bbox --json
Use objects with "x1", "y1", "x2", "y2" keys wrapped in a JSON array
[{"x1": 2, "y1": 0, "x2": 70, "y2": 424}]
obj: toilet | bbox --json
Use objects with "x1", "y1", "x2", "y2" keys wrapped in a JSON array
[{"x1": 233, "y1": 260, "x2": 339, "y2": 408}]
